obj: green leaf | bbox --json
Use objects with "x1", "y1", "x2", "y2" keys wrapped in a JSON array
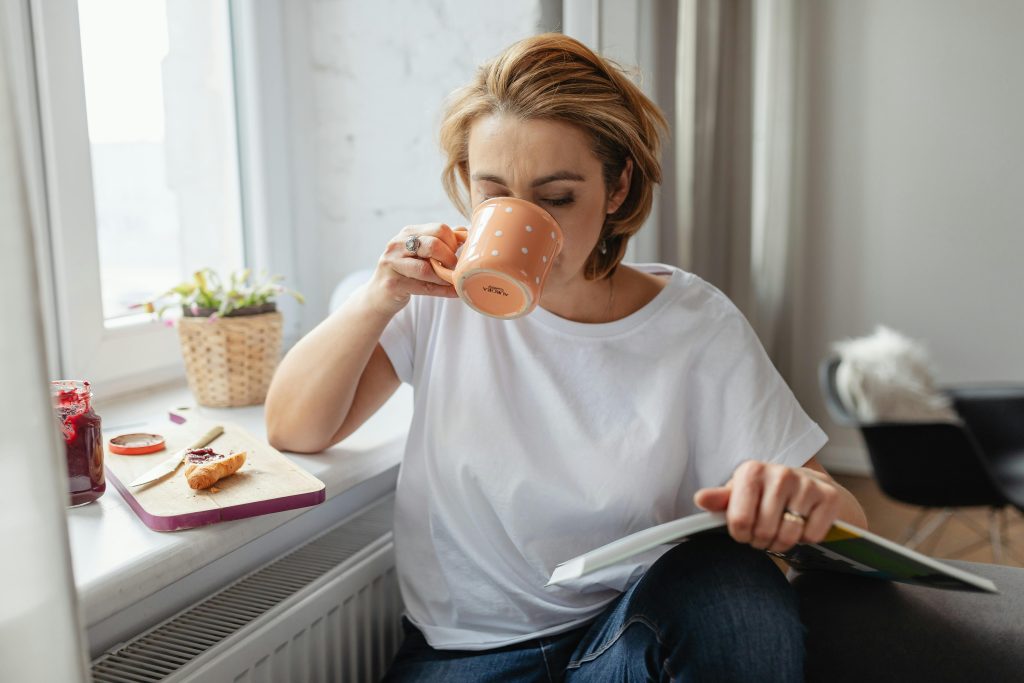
[{"x1": 134, "y1": 266, "x2": 304, "y2": 319}]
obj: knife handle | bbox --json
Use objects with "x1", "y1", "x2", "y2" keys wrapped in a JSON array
[{"x1": 189, "y1": 425, "x2": 225, "y2": 450}]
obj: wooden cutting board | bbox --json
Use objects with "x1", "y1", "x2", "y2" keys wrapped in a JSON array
[{"x1": 104, "y1": 418, "x2": 325, "y2": 531}]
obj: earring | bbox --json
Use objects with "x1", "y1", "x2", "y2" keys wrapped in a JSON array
[{"x1": 599, "y1": 240, "x2": 608, "y2": 255}]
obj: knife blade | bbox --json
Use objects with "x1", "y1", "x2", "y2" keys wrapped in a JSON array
[{"x1": 127, "y1": 425, "x2": 225, "y2": 487}]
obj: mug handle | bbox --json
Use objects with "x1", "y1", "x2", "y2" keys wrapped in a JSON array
[{"x1": 429, "y1": 228, "x2": 469, "y2": 284}]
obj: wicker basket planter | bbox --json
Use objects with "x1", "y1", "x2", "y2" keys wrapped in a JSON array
[{"x1": 177, "y1": 310, "x2": 283, "y2": 407}]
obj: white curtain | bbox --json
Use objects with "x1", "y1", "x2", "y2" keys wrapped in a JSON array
[
  {"x1": 750, "y1": 0, "x2": 805, "y2": 378},
  {"x1": 0, "y1": 2, "x2": 90, "y2": 680},
  {"x1": 675, "y1": 0, "x2": 805, "y2": 377},
  {"x1": 675, "y1": 0, "x2": 754, "y2": 311}
]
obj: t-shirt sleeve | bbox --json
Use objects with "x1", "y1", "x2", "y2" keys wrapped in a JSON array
[
  {"x1": 378, "y1": 299, "x2": 418, "y2": 385},
  {"x1": 688, "y1": 298, "x2": 828, "y2": 488}
]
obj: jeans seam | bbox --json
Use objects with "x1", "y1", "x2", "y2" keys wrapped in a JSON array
[
  {"x1": 565, "y1": 614, "x2": 664, "y2": 669},
  {"x1": 538, "y1": 639, "x2": 555, "y2": 683}
]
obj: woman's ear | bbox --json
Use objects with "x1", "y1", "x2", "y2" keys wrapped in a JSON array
[{"x1": 606, "y1": 158, "x2": 633, "y2": 215}]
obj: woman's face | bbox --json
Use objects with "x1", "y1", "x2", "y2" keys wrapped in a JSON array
[{"x1": 466, "y1": 114, "x2": 628, "y2": 289}]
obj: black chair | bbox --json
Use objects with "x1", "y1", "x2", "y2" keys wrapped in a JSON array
[
  {"x1": 950, "y1": 387, "x2": 1024, "y2": 510},
  {"x1": 818, "y1": 356, "x2": 1024, "y2": 561}
]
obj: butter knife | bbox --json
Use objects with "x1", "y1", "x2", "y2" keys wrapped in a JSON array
[{"x1": 127, "y1": 425, "x2": 225, "y2": 487}]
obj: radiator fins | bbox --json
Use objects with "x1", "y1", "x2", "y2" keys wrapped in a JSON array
[{"x1": 91, "y1": 495, "x2": 401, "y2": 682}]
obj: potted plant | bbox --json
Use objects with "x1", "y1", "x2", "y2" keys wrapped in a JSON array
[{"x1": 140, "y1": 269, "x2": 304, "y2": 408}]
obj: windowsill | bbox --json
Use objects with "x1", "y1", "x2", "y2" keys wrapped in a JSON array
[{"x1": 69, "y1": 379, "x2": 412, "y2": 637}]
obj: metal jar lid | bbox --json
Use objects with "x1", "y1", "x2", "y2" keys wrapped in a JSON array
[{"x1": 108, "y1": 432, "x2": 166, "y2": 456}]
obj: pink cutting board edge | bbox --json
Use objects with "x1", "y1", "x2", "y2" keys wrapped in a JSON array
[{"x1": 107, "y1": 467, "x2": 326, "y2": 531}]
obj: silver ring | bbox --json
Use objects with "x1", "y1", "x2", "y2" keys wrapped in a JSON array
[
  {"x1": 782, "y1": 509, "x2": 807, "y2": 525},
  {"x1": 404, "y1": 235, "x2": 422, "y2": 255}
]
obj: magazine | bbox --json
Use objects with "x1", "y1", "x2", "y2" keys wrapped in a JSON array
[{"x1": 547, "y1": 511, "x2": 997, "y2": 593}]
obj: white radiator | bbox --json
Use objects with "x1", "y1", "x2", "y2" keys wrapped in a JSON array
[{"x1": 91, "y1": 496, "x2": 405, "y2": 683}]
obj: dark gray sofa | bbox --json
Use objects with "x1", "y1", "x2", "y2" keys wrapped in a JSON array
[{"x1": 793, "y1": 559, "x2": 1024, "y2": 682}]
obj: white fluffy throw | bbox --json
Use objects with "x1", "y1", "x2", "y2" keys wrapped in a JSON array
[{"x1": 833, "y1": 326, "x2": 959, "y2": 424}]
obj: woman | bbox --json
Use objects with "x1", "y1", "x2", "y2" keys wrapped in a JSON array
[{"x1": 266, "y1": 33, "x2": 867, "y2": 682}]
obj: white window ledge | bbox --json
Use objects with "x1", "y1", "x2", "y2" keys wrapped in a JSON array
[{"x1": 70, "y1": 381, "x2": 411, "y2": 657}]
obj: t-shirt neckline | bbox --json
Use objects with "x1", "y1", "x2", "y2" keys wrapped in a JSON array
[{"x1": 526, "y1": 263, "x2": 683, "y2": 338}]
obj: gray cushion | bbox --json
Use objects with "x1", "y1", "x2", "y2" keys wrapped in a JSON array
[{"x1": 792, "y1": 560, "x2": 1024, "y2": 682}]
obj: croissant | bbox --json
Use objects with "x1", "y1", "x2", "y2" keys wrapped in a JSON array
[{"x1": 183, "y1": 448, "x2": 247, "y2": 490}]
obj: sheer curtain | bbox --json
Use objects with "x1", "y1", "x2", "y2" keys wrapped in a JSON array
[
  {"x1": 675, "y1": 0, "x2": 754, "y2": 311},
  {"x1": 0, "y1": 3, "x2": 90, "y2": 680},
  {"x1": 750, "y1": 0, "x2": 806, "y2": 378},
  {"x1": 674, "y1": 0, "x2": 806, "y2": 377}
]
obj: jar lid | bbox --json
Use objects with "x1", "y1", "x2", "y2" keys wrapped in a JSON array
[{"x1": 109, "y1": 432, "x2": 166, "y2": 455}]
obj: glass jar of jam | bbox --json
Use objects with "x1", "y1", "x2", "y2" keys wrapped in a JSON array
[{"x1": 52, "y1": 380, "x2": 105, "y2": 506}]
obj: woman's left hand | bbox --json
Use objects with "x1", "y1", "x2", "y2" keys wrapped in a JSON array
[{"x1": 693, "y1": 460, "x2": 843, "y2": 553}]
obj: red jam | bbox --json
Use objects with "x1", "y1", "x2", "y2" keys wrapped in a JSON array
[
  {"x1": 185, "y1": 447, "x2": 224, "y2": 464},
  {"x1": 52, "y1": 380, "x2": 105, "y2": 506}
]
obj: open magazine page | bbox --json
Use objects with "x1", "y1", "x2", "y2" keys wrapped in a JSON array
[
  {"x1": 545, "y1": 512, "x2": 726, "y2": 588},
  {"x1": 547, "y1": 512, "x2": 997, "y2": 593}
]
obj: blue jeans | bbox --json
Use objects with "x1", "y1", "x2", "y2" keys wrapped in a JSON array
[{"x1": 381, "y1": 535, "x2": 805, "y2": 682}]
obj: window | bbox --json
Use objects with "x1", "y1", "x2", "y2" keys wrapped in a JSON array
[
  {"x1": 23, "y1": 0, "x2": 299, "y2": 393},
  {"x1": 78, "y1": 0, "x2": 244, "y2": 322}
]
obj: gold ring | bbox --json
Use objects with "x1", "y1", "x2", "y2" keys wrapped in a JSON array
[{"x1": 782, "y1": 509, "x2": 807, "y2": 525}]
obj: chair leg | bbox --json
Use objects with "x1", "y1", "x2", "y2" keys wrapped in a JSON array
[
  {"x1": 928, "y1": 507, "x2": 1024, "y2": 565},
  {"x1": 923, "y1": 512, "x2": 951, "y2": 556},
  {"x1": 900, "y1": 508, "x2": 933, "y2": 545},
  {"x1": 898, "y1": 507, "x2": 1024, "y2": 564},
  {"x1": 948, "y1": 510, "x2": 990, "y2": 538},
  {"x1": 904, "y1": 508, "x2": 953, "y2": 550}
]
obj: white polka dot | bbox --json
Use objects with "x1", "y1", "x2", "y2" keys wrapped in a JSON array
[
  {"x1": 542, "y1": 255, "x2": 548, "y2": 262},
  {"x1": 491, "y1": 250, "x2": 499, "y2": 256},
  {"x1": 525, "y1": 225, "x2": 533, "y2": 232},
  {"x1": 550, "y1": 231, "x2": 556, "y2": 239},
  {"x1": 521, "y1": 247, "x2": 529, "y2": 254},
  {"x1": 495, "y1": 230, "x2": 503, "y2": 236},
  {"x1": 535, "y1": 277, "x2": 541, "y2": 284},
  {"x1": 504, "y1": 207, "x2": 513, "y2": 213}
]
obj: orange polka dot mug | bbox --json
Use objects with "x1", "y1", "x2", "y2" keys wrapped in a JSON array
[{"x1": 430, "y1": 197, "x2": 564, "y2": 319}]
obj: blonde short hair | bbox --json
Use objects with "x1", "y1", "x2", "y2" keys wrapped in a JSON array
[{"x1": 439, "y1": 33, "x2": 668, "y2": 280}]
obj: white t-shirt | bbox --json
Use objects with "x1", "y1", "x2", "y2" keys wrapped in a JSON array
[{"x1": 378, "y1": 263, "x2": 827, "y2": 650}]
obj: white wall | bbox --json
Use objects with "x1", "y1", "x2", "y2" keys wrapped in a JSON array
[
  {"x1": 793, "y1": 0, "x2": 1024, "y2": 473},
  {"x1": 293, "y1": 0, "x2": 557, "y2": 316}
]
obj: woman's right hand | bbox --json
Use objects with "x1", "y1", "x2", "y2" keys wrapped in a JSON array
[{"x1": 366, "y1": 223, "x2": 462, "y2": 316}]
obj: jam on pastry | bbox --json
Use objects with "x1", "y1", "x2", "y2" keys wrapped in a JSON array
[{"x1": 183, "y1": 448, "x2": 247, "y2": 490}]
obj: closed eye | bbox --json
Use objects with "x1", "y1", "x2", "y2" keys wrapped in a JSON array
[{"x1": 543, "y1": 195, "x2": 574, "y2": 207}]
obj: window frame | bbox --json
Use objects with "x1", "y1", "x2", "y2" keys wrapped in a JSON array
[
  {"x1": 31, "y1": 0, "x2": 182, "y2": 392},
  {"x1": 24, "y1": 0, "x2": 302, "y2": 395}
]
